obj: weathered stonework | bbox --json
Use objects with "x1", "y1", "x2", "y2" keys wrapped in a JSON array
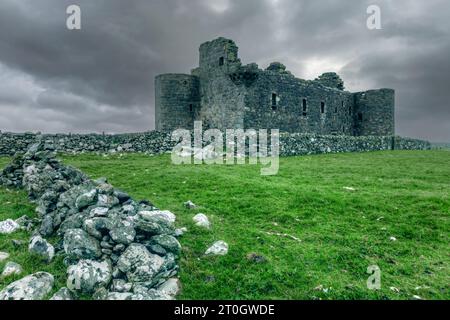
[
  {"x1": 0, "y1": 131, "x2": 431, "y2": 159},
  {"x1": 155, "y1": 37, "x2": 395, "y2": 136}
]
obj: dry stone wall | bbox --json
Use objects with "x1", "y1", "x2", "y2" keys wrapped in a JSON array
[{"x1": 0, "y1": 131, "x2": 431, "y2": 158}]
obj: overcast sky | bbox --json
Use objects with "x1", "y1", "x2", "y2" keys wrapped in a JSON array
[{"x1": 0, "y1": 0, "x2": 449, "y2": 141}]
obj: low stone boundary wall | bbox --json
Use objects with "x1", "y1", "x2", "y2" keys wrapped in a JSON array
[{"x1": 0, "y1": 131, "x2": 431, "y2": 157}]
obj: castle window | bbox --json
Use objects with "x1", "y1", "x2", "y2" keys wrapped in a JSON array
[
  {"x1": 321, "y1": 102, "x2": 325, "y2": 114},
  {"x1": 219, "y1": 57, "x2": 224, "y2": 66},
  {"x1": 189, "y1": 104, "x2": 193, "y2": 112},
  {"x1": 272, "y1": 93, "x2": 278, "y2": 110},
  {"x1": 334, "y1": 106, "x2": 338, "y2": 113},
  {"x1": 358, "y1": 113, "x2": 363, "y2": 121},
  {"x1": 302, "y1": 99, "x2": 307, "y2": 116},
  {"x1": 349, "y1": 106, "x2": 352, "y2": 115}
]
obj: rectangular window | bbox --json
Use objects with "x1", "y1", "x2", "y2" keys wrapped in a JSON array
[
  {"x1": 321, "y1": 102, "x2": 325, "y2": 114},
  {"x1": 358, "y1": 113, "x2": 363, "y2": 121},
  {"x1": 349, "y1": 106, "x2": 352, "y2": 115},
  {"x1": 302, "y1": 99, "x2": 307, "y2": 116},
  {"x1": 219, "y1": 57, "x2": 224, "y2": 66},
  {"x1": 272, "y1": 93, "x2": 278, "y2": 110},
  {"x1": 189, "y1": 104, "x2": 193, "y2": 112}
]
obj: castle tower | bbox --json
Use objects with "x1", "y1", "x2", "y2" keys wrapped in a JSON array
[
  {"x1": 155, "y1": 74, "x2": 199, "y2": 131},
  {"x1": 353, "y1": 89, "x2": 395, "y2": 136}
]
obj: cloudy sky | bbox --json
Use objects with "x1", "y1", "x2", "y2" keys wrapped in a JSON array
[{"x1": 0, "y1": 0, "x2": 449, "y2": 141}]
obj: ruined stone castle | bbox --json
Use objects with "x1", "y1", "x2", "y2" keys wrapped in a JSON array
[{"x1": 155, "y1": 37, "x2": 395, "y2": 136}]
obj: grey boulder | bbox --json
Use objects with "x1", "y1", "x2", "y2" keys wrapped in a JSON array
[
  {"x1": 29, "y1": 235, "x2": 55, "y2": 262},
  {"x1": 0, "y1": 272, "x2": 54, "y2": 300},
  {"x1": 117, "y1": 244, "x2": 165, "y2": 283},
  {"x1": 63, "y1": 228, "x2": 102, "y2": 260},
  {"x1": 67, "y1": 260, "x2": 112, "y2": 294}
]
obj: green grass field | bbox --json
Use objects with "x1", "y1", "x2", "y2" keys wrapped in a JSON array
[{"x1": 1, "y1": 150, "x2": 449, "y2": 300}]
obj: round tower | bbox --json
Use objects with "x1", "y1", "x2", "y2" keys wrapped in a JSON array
[
  {"x1": 353, "y1": 89, "x2": 395, "y2": 136},
  {"x1": 155, "y1": 74, "x2": 200, "y2": 131}
]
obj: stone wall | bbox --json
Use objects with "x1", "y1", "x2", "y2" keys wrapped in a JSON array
[
  {"x1": 279, "y1": 134, "x2": 431, "y2": 156},
  {"x1": 0, "y1": 131, "x2": 431, "y2": 158}
]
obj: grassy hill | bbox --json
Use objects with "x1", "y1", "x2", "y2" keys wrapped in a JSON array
[{"x1": 1, "y1": 150, "x2": 449, "y2": 300}]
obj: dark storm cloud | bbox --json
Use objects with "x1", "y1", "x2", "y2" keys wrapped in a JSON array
[{"x1": 0, "y1": 0, "x2": 449, "y2": 141}]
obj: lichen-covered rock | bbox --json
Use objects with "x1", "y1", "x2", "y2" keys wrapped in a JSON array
[
  {"x1": 1, "y1": 261, "x2": 23, "y2": 278},
  {"x1": 193, "y1": 213, "x2": 211, "y2": 229},
  {"x1": 50, "y1": 287, "x2": 74, "y2": 300},
  {"x1": 117, "y1": 244, "x2": 165, "y2": 283},
  {"x1": 205, "y1": 241, "x2": 229, "y2": 256},
  {"x1": 138, "y1": 210, "x2": 176, "y2": 224},
  {"x1": 67, "y1": 260, "x2": 111, "y2": 294},
  {"x1": 109, "y1": 220, "x2": 136, "y2": 245},
  {"x1": 0, "y1": 272, "x2": 54, "y2": 300},
  {"x1": 0, "y1": 219, "x2": 20, "y2": 234},
  {"x1": 105, "y1": 292, "x2": 133, "y2": 300},
  {"x1": 63, "y1": 229, "x2": 102, "y2": 260},
  {"x1": 75, "y1": 189, "x2": 97, "y2": 210},
  {"x1": 135, "y1": 214, "x2": 175, "y2": 236},
  {"x1": 111, "y1": 279, "x2": 133, "y2": 293},
  {"x1": 150, "y1": 235, "x2": 181, "y2": 254},
  {"x1": 157, "y1": 278, "x2": 181, "y2": 298},
  {"x1": 29, "y1": 235, "x2": 55, "y2": 262}
]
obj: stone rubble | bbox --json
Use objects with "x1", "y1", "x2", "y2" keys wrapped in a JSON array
[
  {"x1": 0, "y1": 141, "x2": 182, "y2": 300},
  {"x1": 205, "y1": 241, "x2": 229, "y2": 256},
  {"x1": 0, "y1": 252, "x2": 9, "y2": 262},
  {"x1": 193, "y1": 213, "x2": 211, "y2": 229},
  {"x1": 0, "y1": 272, "x2": 54, "y2": 300},
  {"x1": 1, "y1": 261, "x2": 23, "y2": 278},
  {"x1": 0, "y1": 219, "x2": 20, "y2": 234}
]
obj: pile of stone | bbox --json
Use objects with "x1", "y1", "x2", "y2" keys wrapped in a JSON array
[{"x1": 0, "y1": 141, "x2": 181, "y2": 300}]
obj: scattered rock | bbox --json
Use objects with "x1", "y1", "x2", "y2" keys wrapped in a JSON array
[
  {"x1": 246, "y1": 253, "x2": 267, "y2": 264},
  {"x1": 205, "y1": 241, "x2": 229, "y2": 256},
  {"x1": 0, "y1": 219, "x2": 20, "y2": 234},
  {"x1": 0, "y1": 251, "x2": 9, "y2": 262},
  {"x1": 50, "y1": 287, "x2": 74, "y2": 300},
  {"x1": 1, "y1": 261, "x2": 23, "y2": 278},
  {"x1": 390, "y1": 287, "x2": 400, "y2": 293},
  {"x1": 184, "y1": 201, "x2": 197, "y2": 209},
  {"x1": 174, "y1": 227, "x2": 187, "y2": 237},
  {"x1": 29, "y1": 235, "x2": 55, "y2": 262},
  {"x1": 389, "y1": 236, "x2": 397, "y2": 242},
  {"x1": 193, "y1": 214, "x2": 211, "y2": 229},
  {"x1": 0, "y1": 272, "x2": 54, "y2": 300},
  {"x1": 67, "y1": 260, "x2": 112, "y2": 294}
]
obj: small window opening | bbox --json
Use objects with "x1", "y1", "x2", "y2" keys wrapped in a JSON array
[
  {"x1": 358, "y1": 113, "x2": 363, "y2": 121},
  {"x1": 334, "y1": 106, "x2": 338, "y2": 113},
  {"x1": 348, "y1": 106, "x2": 352, "y2": 115},
  {"x1": 219, "y1": 57, "x2": 224, "y2": 66},
  {"x1": 321, "y1": 102, "x2": 325, "y2": 114},
  {"x1": 272, "y1": 93, "x2": 278, "y2": 110},
  {"x1": 189, "y1": 104, "x2": 193, "y2": 112},
  {"x1": 302, "y1": 99, "x2": 307, "y2": 116}
]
